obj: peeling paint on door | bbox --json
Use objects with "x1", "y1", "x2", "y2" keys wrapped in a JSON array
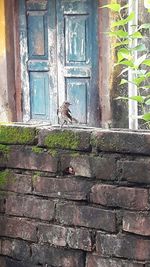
[
  {"x1": 57, "y1": 0, "x2": 99, "y2": 126},
  {"x1": 19, "y1": 0, "x2": 99, "y2": 126}
]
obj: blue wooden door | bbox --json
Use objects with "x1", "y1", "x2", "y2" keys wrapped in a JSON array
[
  {"x1": 19, "y1": 0, "x2": 57, "y2": 123},
  {"x1": 57, "y1": 0, "x2": 99, "y2": 126},
  {"x1": 19, "y1": 0, "x2": 98, "y2": 125}
]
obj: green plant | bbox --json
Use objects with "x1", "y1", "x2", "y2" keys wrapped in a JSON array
[
  {"x1": 102, "y1": 3, "x2": 150, "y2": 128},
  {"x1": 144, "y1": 0, "x2": 150, "y2": 12}
]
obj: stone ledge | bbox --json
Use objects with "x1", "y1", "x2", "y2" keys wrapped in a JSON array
[
  {"x1": 38, "y1": 128, "x2": 92, "y2": 151},
  {"x1": 91, "y1": 129, "x2": 150, "y2": 155},
  {"x1": 0, "y1": 124, "x2": 150, "y2": 155},
  {"x1": 37, "y1": 127, "x2": 150, "y2": 155}
]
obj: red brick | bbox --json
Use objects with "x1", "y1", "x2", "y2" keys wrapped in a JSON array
[
  {"x1": 0, "y1": 154, "x2": 6, "y2": 167},
  {"x1": 0, "y1": 257, "x2": 38, "y2": 267},
  {"x1": 33, "y1": 175, "x2": 93, "y2": 200},
  {"x1": 96, "y1": 233, "x2": 150, "y2": 261},
  {"x1": 123, "y1": 212, "x2": 150, "y2": 236},
  {"x1": 6, "y1": 195, "x2": 55, "y2": 221},
  {"x1": 61, "y1": 154, "x2": 117, "y2": 179},
  {"x1": 5, "y1": 146, "x2": 58, "y2": 173},
  {"x1": 0, "y1": 171, "x2": 32, "y2": 193},
  {"x1": 66, "y1": 227, "x2": 92, "y2": 251},
  {"x1": 56, "y1": 203, "x2": 116, "y2": 232},
  {"x1": 90, "y1": 184, "x2": 149, "y2": 210},
  {"x1": 38, "y1": 224, "x2": 67, "y2": 247},
  {"x1": 38, "y1": 224, "x2": 92, "y2": 251},
  {"x1": 92, "y1": 156, "x2": 117, "y2": 180},
  {"x1": 0, "y1": 257, "x2": 6, "y2": 267},
  {"x1": 0, "y1": 196, "x2": 6, "y2": 213},
  {"x1": 2, "y1": 239, "x2": 30, "y2": 260},
  {"x1": 38, "y1": 128, "x2": 91, "y2": 151},
  {"x1": 31, "y1": 244, "x2": 85, "y2": 267},
  {"x1": 0, "y1": 216, "x2": 37, "y2": 241},
  {"x1": 86, "y1": 254, "x2": 144, "y2": 267},
  {"x1": 91, "y1": 130, "x2": 150, "y2": 155},
  {"x1": 60, "y1": 154, "x2": 93, "y2": 177},
  {"x1": 118, "y1": 160, "x2": 150, "y2": 184}
]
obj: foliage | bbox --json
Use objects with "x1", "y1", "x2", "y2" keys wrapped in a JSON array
[
  {"x1": 144, "y1": 0, "x2": 150, "y2": 12},
  {"x1": 102, "y1": 2, "x2": 150, "y2": 128}
]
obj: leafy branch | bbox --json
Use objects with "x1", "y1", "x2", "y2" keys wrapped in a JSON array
[{"x1": 102, "y1": 3, "x2": 150, "y2": 128}]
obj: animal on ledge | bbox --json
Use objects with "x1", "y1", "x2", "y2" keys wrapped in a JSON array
[{"x1": 57, "y1": 101, "x2": 78, "y2": 127}]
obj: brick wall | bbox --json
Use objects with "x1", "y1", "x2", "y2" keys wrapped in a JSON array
[{"x1": 0, "y1": 125, "x2": 150, "y2": 267}]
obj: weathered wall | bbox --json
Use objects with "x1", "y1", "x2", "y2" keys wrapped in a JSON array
[
  {"x1": 0, "y1": 0, "x2": 9, "y2": 122},
  {"x1": 0, "y1": 0, "x2": 16, "y2": 122},
  {"x1": 0, "y1": 125, "x2": 150, "y2": 267}
]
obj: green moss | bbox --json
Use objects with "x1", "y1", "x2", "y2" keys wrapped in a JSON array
[
  {"x1": 0, "y1": 125, "x2": 36, "y2": 144},
  {"x1": 90, "y1": 136, "x2": 98, "y2": 147},
  {"x1": 33, "y1": 171, "x2": 42, "y2": 177},
  {"x1": 48, "y1": 149, "x2": 58, "y2": 157},
  {"x1": 0, "y1": 170, "x2": 10, "y2": 187},
  {"x1": 32, "y1": 146, "x2": 44, "y2": 154},
  {"x1": 32, "y1": 175, "x2": 38, "y2": 183},
  {"x1": 32, "y1": 171, "x2": 41, "y2": 183},
  {"x1": 33, "y1": 171, "x2": 41, "y2": 176},
  {"x1": 70, "y1": 152, "x2": 80, "y2": 157},
  {"x1": 32, "y1": 146, "x2": 59, "y2": 157},
  {"x1": 0, "y1": 144, "x2": 10, "y2": 156},
  {"x1": 44, "y1": 131, "x2": 80, "y2": 150}
]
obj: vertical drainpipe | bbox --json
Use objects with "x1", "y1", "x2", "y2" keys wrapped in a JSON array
[{"x1": 128, "y1": 0, "x2": 138, "y2": 130}]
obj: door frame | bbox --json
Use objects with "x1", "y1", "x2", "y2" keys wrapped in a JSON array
[
  {"x1": 5, "y1": 0, "x2": 112, "y2": 127},
  {"x1": 19, "y1": 0, "x2": 30, "y2": 122}
]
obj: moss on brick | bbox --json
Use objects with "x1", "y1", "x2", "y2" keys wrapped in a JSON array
[
  {"x1": 0, "y1": 144, "x2": 10, "y2": 156},
  {"x1": 0, "y1": 125, "x2": 36, "y2": 144},
  {"x1": 32, "y1": 146, "x2": 44, "y2": 154},
  {"x1": 32, "y1": 146, "x2": 58, "y2": 157},
  {"x1": 91, "y1": 134, "x2": 106, "y2": 150},
  {"x1": 44, "y1": 131, "x2": 80, "y2": 150},
  {"x1": 48, "y1": 149, "x2": 58, "y2": 157},
  {"x1": 70, "y1": 152, "x2": 80, "y2": 157},
  {"x1": 0, "y1": 170, "x2": 10, "y2": 187}
]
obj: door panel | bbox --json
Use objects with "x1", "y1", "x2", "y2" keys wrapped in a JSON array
[
  {"x1": 30, "y1": 72, "x2": 49, "y2": 119},
  {"x1": 57, "y1": 0, "x2": 99, "y2": 126},
  {"x1": 27, "y1": 1, "x2": 49, "y2": 120},
  {"x1": 66, "y1": 78, "x2": 89, "y2": 124},
  {"x1": 19, "y1": 0, "x2": 57, "y2": 123},
  {"x1": 65, "y1": 16, "x2": 88, "y2": 63},
  {"x1": 26, "y1": 1, "x2": 48, "y2": 11},
  {"x1": 27, "y1": 12, "x2": 48, "y2": 59}
]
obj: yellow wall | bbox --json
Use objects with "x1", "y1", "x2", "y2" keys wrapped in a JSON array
[{"x1": 0, "y1": 0, "x2": 6, "y2": 56}]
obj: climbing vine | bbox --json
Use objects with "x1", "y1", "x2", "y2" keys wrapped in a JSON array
[{"x1": 102, "y1": 3, "x2": 150, "y2": 128}]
